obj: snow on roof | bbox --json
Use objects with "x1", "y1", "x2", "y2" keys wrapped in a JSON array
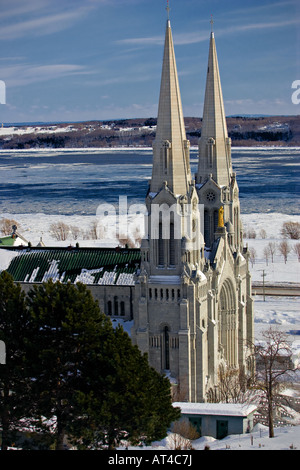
[
  {"x1": 173, "y1": 402, "x2": 258, "y2": 417},
  {"x1": 2, "y1": 246, "x2": 141, "y2": 286},
  {"x1": 0, "y1": 248, "x2": 20, "y2": 271}
]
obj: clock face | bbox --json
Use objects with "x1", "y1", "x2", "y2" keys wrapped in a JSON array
[{"x1": 206, "y1": 191, "x2": 216, "y2": 203}]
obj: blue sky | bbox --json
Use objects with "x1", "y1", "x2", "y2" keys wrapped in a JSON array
[{"x1": 0, "y1": 0, "x2": 299, "y2": 123}]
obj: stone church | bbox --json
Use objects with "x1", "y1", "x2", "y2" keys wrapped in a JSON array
[
  {"x1": 3, "y1": 19, "x2": 254, "y2": 403},
  {"x1": 131, "y1": 19, "x2": 254, "y2": 402}
]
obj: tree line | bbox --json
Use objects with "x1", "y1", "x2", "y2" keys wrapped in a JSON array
[{"x1": 0, "y1": 272, "x2": 179, "y2": 450}]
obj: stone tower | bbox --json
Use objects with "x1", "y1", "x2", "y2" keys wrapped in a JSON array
[
  {"x1": 132, "y1": 19, "x2": 254, "y2": 403},
  {"x1": 196, "y1": 25, "x2": 241, "y2": 251},
  {"x1": 195, "y1": 25, "x2": 254, "y2": 381}
]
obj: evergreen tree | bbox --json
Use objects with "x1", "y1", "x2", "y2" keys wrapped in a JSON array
[
  {"x1": 1, "y1": 277, "x2": 179, "y2": 450},
  {"x1": 0, "y1": 271, "x2": 31, "y2": 450},
  {"x1": 26, "y1": 279, "x2": 110, "y2": 450},
  {"x1": 69, "y1": 324, "x2": 180, "y2": 449}
]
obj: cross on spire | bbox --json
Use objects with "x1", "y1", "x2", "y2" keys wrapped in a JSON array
[
  {"x1": 166, "y1": 0, "x2": 170, "y2": 20},
  {"x1": 210, "y1": 15, "x2": 214, "y2": 32}
]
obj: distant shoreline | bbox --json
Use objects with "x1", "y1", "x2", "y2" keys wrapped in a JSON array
[
  {"x1": 0, "y1": 145, "x2": 300, "y2": 153},
  {"x1": 1, "y1": 115, "x2": 299, "y2": 149}
]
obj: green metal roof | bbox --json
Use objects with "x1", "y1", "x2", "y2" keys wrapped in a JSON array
[{"x1": 2, "y1": 246, "x2": 141, "y2": 285}]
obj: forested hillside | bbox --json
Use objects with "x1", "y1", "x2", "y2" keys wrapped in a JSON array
[{"x1": 0, "y1": 115, "x2": 299, "y2": 149}]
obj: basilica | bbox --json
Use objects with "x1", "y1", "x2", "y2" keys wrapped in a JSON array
[
  {"x1": 3, "y1": 18, "x2": 254, "y2": 403},
  {"x1": 131, "y1": 18, "x2": 254, "y2": 402}
]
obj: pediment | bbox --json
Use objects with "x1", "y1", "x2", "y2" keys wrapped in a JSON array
[
  {"x1": 197, "y1": 177, "x2": 221, "y2": 193},
  {"x1": 150, "y1": 184, "x2": 177, "y2": 205}
]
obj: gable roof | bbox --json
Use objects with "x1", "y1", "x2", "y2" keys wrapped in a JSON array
[
  {"x1": 2, "y1": 246, "x2": 141, "y2": 286},
  {"x1": 0, "y1": 231, "x2": 28, "y2": 247},
  {"x1": 173, "y1": 402, "x2": 257, "y2": 418}
]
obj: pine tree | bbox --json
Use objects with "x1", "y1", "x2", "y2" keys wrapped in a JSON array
[
  {"x1": 26, "y1": 279, "x2": 110, "y2": 450},
  {"x1": 0, "y1": 271, "x2": 31, "y2": 450},
  {"x1": 2, "y1": 277, "x2": 179, "y2": 450},
  {"x1": 69, "y1": 324, "x2": 180, "y2": 449}
]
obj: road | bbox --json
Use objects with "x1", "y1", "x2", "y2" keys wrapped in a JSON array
[{"x1": 252, "y1": 284, "x2": 300, "y2": 297}]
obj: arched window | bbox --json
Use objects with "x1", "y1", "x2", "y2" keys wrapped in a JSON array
[
  {"x1": 164, "y1": 326, "x2": 170, "y2": 370},
  {"x1": 114, "y1": 296, "x2": 118, "y2": 316},
  {"x1": 204, "y1": 210, "x2": 210, "y2": 246},
  {"x1": 169, "y1": 222, "x2": 175, "y2": 265},
  {"x1": 107, "y1": 300, "x2": 112, "y2": 315},
  {"x1": 120, "y1": 301, "x2": 125, "y2": 316},
  {"x1": 218, "y1": 280, "x2": 237, "y2": 367},
  {"x1": 158, "y1": 222, "x2": 164, "y2": 265}
]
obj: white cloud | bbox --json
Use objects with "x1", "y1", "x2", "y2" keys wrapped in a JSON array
[
  {"x1": 2, "y1": 64, "x2": 88, "y2": 87},
  {"x1": 0, "y1": 8, "x2": 90, "y2": 40},
  {"x1": 0, "y1": 0, "x2": 114, "y2": 41},
  {"x1": 116, "y1": 17, "x2": 299, "y2": 48}
]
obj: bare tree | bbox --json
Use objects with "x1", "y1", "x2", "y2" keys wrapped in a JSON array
[
  {"x1": 279, "y1": 240, "x2": 291, "y2": 264},
  {"x1": 131, "y1": 227, "x2": 142, "y2": 247},
  {"x1": 70, "y1": 225, "x2": 82, "y2": 240},
  {"x1": 249, "y1": 247, "x2": 256, "y2": 267},
  {"x1": 169, "y1": 419, "x2": 199, "y2": 450},
  {"x1": 293, "y1": 243, "x2": 300, "y2": 262},
  {"x1": 248, "y1": 228, "x2": 257, "y2": 239},
  {"x1": 259, "y1": 228, "x2": 267, "y2": 239},
  {"x1": 281, "y1": 221, "x2": 300, "y2": 240},
  {"x1": 268, "y1": 242, "x2": 277, "y2": 263},
  {"x1": 49, "y1": 222, "x2": 70, "y2": 241},
  {"x1": 89, "y1": 221, "x2": 98, "y2": 240},
  {"x1": 263, "y1": 246, "x2": 270, "y2": 265},
  {"x1": 252, "y1": 327, "x2": 299, "y2": 438},
  {"x1": 0, "y1": 218, "x2": 19, "y2": 236},
  {"x1": 117, "y1": 233, "x2": 136, "y2": 248},
  {"x1": 215, "y1": 364, "x2": 255, "y2": 404}
]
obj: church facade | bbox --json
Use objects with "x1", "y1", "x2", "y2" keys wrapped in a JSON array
[
  {"x1": 131, "y1": 19, "x2": 254, "y2": 402},
  {"x1": 3, "y1": 19, "x2": 254, "y2": 403}
]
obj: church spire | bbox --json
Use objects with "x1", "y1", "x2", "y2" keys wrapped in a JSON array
[
  {"x1": 150, "y1": 18, "x2": 191, "y2": 195},
  {"x1": 197, "y1": 23, "x2": 232, "y2": 187}
]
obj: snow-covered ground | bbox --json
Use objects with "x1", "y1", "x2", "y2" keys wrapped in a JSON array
[
  {"x1": 144, "y1": 423, "x2": 300, "y2": 450},
  {"x1": 0, "y1": 124, "x2": 77, "y2": 136},
  {"x1": 2, "y1": 210, "x2": 299, "y2": 284},
  {"x1": 242, "y1": 212, "x2": 300, "y2": 285},
  {"x1": 1, "y1": 210, "x2": 300, "y2": 450},
  {"x1": 1, "y1": 210, "x2": 299, "y2": 344}
]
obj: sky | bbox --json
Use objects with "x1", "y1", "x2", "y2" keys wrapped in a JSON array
[{"x1": 0, "y1": 0, "x2": 299, "y2": 124}]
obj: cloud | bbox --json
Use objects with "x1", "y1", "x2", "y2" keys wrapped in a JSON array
[
  {"x1": 0, "y1": 0, "x2": 113, "y2": 41},
  {"x1": 2, "y1": 64, "x2": 88, "y2": 87},
  {"x1": 0, "y1": 8, "x2": 90, "y2": 40},
  {"x1": 0, "y1": 0, "x2": 50, "y2": 20},
  {"x1": 116, "y1": 17, "x2": 299, "y2": 48}
]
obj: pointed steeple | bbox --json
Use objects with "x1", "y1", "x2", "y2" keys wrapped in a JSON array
[
  {"x1": 197, "y1": 26, "x2": 232, "y2": 187},
  {"x1": 150, "y1": 19, "x2": 191, "y2": 195}
]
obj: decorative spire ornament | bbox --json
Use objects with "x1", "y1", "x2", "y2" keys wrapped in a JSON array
[
  {"x1": 210, "y1": 14, "x2": 214, "y2": 33},
  {"x1": 166, "y1": 0, "x2": 170, "y2": 20}
]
